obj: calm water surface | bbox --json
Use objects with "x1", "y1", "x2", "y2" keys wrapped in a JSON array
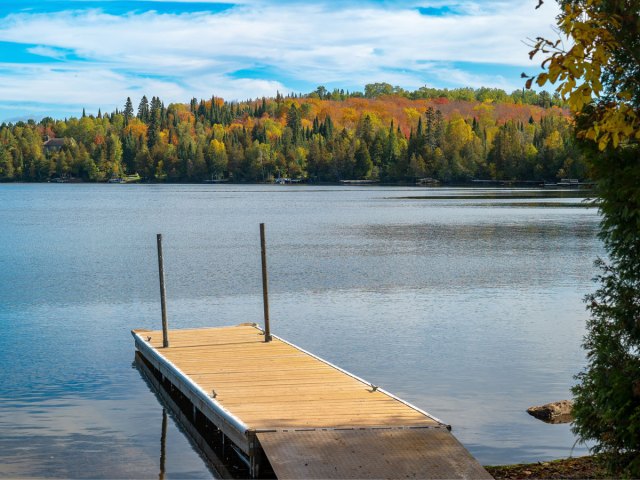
[{"x1": 0, "y1": 184, "x2": 602, "y2": 477}]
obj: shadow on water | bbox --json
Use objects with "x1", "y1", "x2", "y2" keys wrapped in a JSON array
[{"x1": 133, "y1": 353, "x2": 273, "y2": 479}]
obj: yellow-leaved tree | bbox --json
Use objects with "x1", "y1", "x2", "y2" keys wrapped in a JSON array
[
  {"x1": 529, "y1": 0, "x2": 640, "y2": 475},
  {"x1": 527, "y1": 0, "x2": 639, "y2": 149}
]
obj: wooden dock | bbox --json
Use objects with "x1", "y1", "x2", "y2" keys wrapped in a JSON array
[{"x1": 132, "y1": 324, "x2": 491, "y2": 479}]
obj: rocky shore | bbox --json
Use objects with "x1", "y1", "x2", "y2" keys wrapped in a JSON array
[
  {"x1": 526, "y1": 400, "x2": 574, "y2": 423},
  {"x1": 485, "y1": 455, "x2": 608, "y2": 479}
]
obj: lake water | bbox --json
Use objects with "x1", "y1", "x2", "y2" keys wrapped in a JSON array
[{"x1": 0, "y1": 184, "x2": 603, "y2": 477}]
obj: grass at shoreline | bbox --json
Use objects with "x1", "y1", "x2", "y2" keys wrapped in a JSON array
[{"x1": 485, "y1": 456, "x2": 610, "y2": 479}]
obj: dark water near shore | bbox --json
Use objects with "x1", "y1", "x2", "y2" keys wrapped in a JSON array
[{"x1": 0, "y1": 184, "x2": 602, "y2": 477}]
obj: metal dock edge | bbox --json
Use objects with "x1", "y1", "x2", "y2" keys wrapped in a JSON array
[{"x1": 133, "y1": 330, "x2": 250, "y2": 452}]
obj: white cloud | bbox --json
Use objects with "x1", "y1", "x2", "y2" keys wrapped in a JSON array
[
  {"x1": 26, "y1": 45, "x2": 69, "y2": 59},
  {"x1": 0, "y1": 0, "x2": 560, "y2": 118}
]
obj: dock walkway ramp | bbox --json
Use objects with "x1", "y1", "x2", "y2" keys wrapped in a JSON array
[{"x1": 257, "y1": 428, "x2": 490, "y2": 479}]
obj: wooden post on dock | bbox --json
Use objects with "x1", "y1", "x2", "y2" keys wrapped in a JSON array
[
  {"x1": 157, "y1": 234, "x2": 170, "y2": 348},
  {"x1": 260, "y1": 223, "x2": 272, "y2": 342}
]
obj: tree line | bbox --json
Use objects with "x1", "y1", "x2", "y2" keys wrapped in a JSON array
[{"x1": 0, "y1": 84, "x2": 587, "y2": 183}]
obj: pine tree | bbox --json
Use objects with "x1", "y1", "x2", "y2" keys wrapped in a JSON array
[
  {"x1": 323, "y1": 116, "x2": 334, "y2": 139},
  {"x1": 137, "y1": 96, "x2": 149, "y2": 122},
  {"x1": 353, "y1": 142, "x2": 373, "y2": 179},
  {"x1": 124, "y1": 97, "x2": 134, "y2": 124},
  {"x1": 286, "y1": 104, "x2": 301, "y2": 142},
  {"x1": 425, "y1": 107, "x2": 435, "y2": 150}
]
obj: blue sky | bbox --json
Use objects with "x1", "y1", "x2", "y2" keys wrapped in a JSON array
[{"x1": 0, "y1": 0, "x2": 560, "y2": 121}]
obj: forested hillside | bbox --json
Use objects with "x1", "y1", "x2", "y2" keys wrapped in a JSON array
[{"x1": 0, "y1": 84, "x2": 588, "y2": 183}]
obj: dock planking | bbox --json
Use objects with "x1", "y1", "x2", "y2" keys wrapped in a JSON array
[
  {"x1": 132, "y1": 324, "x2": 492, "y2": 478},
  {"x1": 134, "y1": 324, "x2": 439, "y2": 429}
]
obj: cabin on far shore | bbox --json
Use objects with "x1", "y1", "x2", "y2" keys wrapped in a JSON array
[{"x1": 43, "y1": 136, "x2": 66, "y2": 153}]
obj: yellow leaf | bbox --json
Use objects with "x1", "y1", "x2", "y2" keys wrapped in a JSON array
[
  {"x1": 536, "y1": 73, "x2": 548, "y2": 86},
  {"x1": 548, "y1": 65, "x2": 562, "y2": 83}
]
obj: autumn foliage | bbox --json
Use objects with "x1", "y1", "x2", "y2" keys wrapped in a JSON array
[{"x1": 0, "y1": 86, "x2": 586, "y2": 183}]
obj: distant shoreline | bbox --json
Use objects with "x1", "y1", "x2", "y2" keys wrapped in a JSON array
[{"x1": 0, "y1": 179, "x2": 596, "y2": 190}]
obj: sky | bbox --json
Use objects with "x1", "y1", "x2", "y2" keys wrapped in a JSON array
[{"x1": 0, "y1": 0, "x2": 561, "y2": 122}]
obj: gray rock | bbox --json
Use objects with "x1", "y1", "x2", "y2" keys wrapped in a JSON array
[{"x1": 527, "y1": 400, "x2": 574, "y2": 423}]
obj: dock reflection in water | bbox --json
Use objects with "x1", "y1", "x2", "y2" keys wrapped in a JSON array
[
  {"x1": 134, "y1": 353, "x2": 254, "y2": 479},
  {"x1": 160, "y1": 408, "x2": 167, "y2": 480}
]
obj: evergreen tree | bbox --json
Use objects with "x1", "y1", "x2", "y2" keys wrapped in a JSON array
[
  {"x1": 137, "y1": 96, "x2": 150, "y2": 122},
  {"x1": 286, "y1": 104, "x2": 301, "y2": 142},
  {"x1": 146, "y1": 97, "x2": 162, "y2": 149},
  {"x1": 425, "y1": 107, "x2": 435, "y2": 150},
  {"x1": 124, "y1": 97, "x2": 134, "y2": 124},
  {"x1": 353, "y1": 142, "x2": 373, "y2": 179},
  {"x1": 531, "y1": 1, "x2": 640, "y2": 475}
]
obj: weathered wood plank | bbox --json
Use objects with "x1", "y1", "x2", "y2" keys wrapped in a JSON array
[{"x1": 133, "y1": 324, "x2": 439, "y2": 431}]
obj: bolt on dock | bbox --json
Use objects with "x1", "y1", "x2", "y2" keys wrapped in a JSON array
[{"x1": 132, "y1": 323, "x2": 491, "y2": 479}]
